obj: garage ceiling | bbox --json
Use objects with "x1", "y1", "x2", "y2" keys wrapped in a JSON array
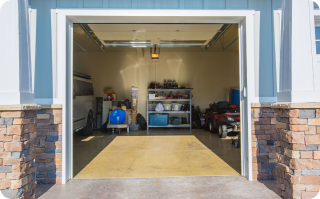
[
  {"x1": 89, "y1": 24, "x2": 223, "y2": 46},
  {"x1": 73, "y1": 23, "x2": 239, "y2": 53}
]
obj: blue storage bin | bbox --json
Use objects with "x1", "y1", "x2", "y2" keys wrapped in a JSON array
[
  {"x1": 230, "y1": 89, "x2": 240, "y2": 105},
  {"x1": 149, "y1": 114, "x2": 169, "y2": 126}
]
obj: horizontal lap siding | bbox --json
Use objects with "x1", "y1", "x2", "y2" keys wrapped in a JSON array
[
  {"x1": 30, "y1": 0, "x2": 281, "y2": 100},
  {"x1": 226, "y1": 0, "x2": 247, "y2": 9}
]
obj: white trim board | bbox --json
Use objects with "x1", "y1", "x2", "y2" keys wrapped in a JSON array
[{"x1": 52, "y1": 9, "x2": 256, "y2": 184}]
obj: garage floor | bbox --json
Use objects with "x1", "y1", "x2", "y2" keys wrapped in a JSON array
[
  {"x1": 74, "y1": 135, "x2": 239, "y2": 179},
  {"x1": 73, "y1": 129, "x2": 241, "y2": 178},
  {"x1": 35, "y1": 176, "x2": 279, "y2": 199}
]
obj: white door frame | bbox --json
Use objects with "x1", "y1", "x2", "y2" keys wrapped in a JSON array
[{"x1": 53, "y1": 9, "x2": 256, "y2": 184}]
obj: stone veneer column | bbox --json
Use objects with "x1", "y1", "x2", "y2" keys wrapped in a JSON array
[
  {"x1": 275, "y1": 106, "x2": 320, "y2": 199},
  {"x1": 35, "y1": 108, "x2": 62, "y2": 184},
  {"x1": 251, "y1": 105, "x2": 279, "y2": 180},
  {"x1": 0, "y1": 105, "x2": 40, "y2": 199}
]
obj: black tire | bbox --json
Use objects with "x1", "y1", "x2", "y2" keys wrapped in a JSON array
[
  {"x1": 82, "y1": 111, "x2": 93, "y2": 136},
  {"x1": 209, "y1": 120, "x2": 214, "y2": 133},
  {"x1": 219, "y1": 123, "x2": 227, "y2": 138},
  {"x1": 212, "y1": 118, "x2": 219, "y2": 133}
]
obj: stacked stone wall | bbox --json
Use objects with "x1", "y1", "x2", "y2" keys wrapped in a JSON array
[
  {"x1": 251, "y1": 107, "x2": 279, "y2": 180},
  {"x1": 35, "y1": 109, "x2": 62, "y2": 184},
  {"x1": 0, "y1": 110, "x2": 37, "y2": 199},
  {"x1": 276, "y1": 108, "x2": 320, "y2": 199}
]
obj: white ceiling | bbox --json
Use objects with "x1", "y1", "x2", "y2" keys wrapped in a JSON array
[
  {"x1": 88, "y1": 24, "x2": 224, "y2": 45},
  {"x1": 73, "y1": 23, "x2": 239, "y2": 52}
]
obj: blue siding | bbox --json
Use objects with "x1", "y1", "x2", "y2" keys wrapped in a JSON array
[
  {"x1": 184, "y1": 0, "x2": 203, "y2": 9},
  {"x1": 249, "y1": 0, "x2": 273, "y2": 97},
  {"x1": 226, "y1": 0, "x2": 247, "y2": 9},
  {"x1": 204, "y1": 0, "x2": 226, "y2": 9},
  {"x1": 156, "y1": 0, "x2": 179, "y2": 9},
  {"x1": 56, "y1": 0, "x2": 78, "y2": 8},
  {"x1": 137, "y1": 0, "x2": 155, "y2": 9},
  {"x1": 84, "y1": 0, "x2": 103, "y2": 8},
  {"x1": 108, "y1": 0, "x2": 132, "y2": 8},
  {"x1": 30, "y1": 0, "x2": 282, "y2": 100}
]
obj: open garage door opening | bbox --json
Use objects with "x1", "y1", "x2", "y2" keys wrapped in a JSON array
[{"x1": 71, "y1": 23, "x2": 243, "y2": 179}]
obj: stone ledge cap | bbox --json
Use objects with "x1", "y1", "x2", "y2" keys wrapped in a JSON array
[
  {"x1": 251, "y1": 103, "x2": 272, "y2": 108},
  {"x1": 40, "y1": 104, "x2": 62, "y2": 109},
  {"x1": 0, "y1": 104, "x2": 41, "y2": 111},
  {"x1": 271, "y1": 102, "x2": 320, "y2": 109}
]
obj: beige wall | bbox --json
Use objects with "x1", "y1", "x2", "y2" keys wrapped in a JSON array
[{"x1": 73, "y1": 50, "x2": 239, "y2": 118}]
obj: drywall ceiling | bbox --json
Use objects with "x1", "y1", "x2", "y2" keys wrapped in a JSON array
[
  {"x1": 73, "y1": 23, "x2": 239, "y2": 53},
  {"x1": 88, "y1": 24, "x2": 223, "y2": 46}
]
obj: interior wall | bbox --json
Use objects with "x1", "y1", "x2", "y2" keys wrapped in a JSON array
[{"x1": 73, "y1": 50, "x2": 239, "y2": 118}]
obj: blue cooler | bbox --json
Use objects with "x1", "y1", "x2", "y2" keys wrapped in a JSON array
[{"x1": 149, "y1": 114, "x2": 169, "y2": 126}]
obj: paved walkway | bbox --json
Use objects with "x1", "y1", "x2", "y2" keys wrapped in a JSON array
[{"x1": 35, "y1": 176, "x2": 280, "y2": 199}]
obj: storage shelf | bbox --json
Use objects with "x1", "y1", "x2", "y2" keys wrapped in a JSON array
[
  {"x1": 149, "y1": 125, "x2": 191, "y2": 128},
  {"x1": 148, "y1": 99, "x2": 190, "y2": 102},
  {"x1": 147, "y1": 111, "x2": 190, "y2": 114},
  {"x1": 147, "y1": 88, "x2": 192, "y2": 131},
  {"x1": 147, "y1": 89, "x2": 192, "y2": 91}
]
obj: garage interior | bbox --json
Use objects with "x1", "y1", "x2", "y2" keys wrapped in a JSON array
[{"x1": 72, "y1": 23, "x2": 242, "y2": 179}]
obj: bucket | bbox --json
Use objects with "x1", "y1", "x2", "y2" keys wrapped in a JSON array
[
  {"x1": 171, "y1": 103, "x2": 182, "y2": 111},
  {"x1": 163, "y1": 104, "x2": 172, "y2": 111},
  {"x1": 230, "y1": 89, "x2": 240, "y2": 105},
  {"x1": 148, "y1": 103, "x2": 156, "y2": 111}
]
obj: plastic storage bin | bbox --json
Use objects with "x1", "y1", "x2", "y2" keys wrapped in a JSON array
[
  {"x1": 170, "y1": 117, "x2": 181, "y2": 125},
  {"x1": 163, "y1": 104, "x2": 172, "y2": 111},
  {"x1": 171, "y1": 103, "x2": 182, "y2": 111},
  {"x1": 129, "y1": 124, "x2": 140, "y2": 131},
  {"x1": 148, "y1": 103, "x2": 157, "y2": 111},
  {"x1": 149, "y1": 114, "x2": 169, "y2": 126}
]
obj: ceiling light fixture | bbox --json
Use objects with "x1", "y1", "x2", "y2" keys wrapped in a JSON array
[{"x1": 150, "y1": 45, "x2": 160, "y2": 60}]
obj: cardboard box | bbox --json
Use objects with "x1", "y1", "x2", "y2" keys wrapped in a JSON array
[
  {"x1": 104, "y1": 88, "x2": 113, "y2": 94},
  {"x1": 131, "y1": 110, "x2": 137, "y2": 125}
]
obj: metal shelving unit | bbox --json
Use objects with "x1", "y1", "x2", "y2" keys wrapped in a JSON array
[{"x1": 147, "y1": 89, "x2": 192, "y2": 131}]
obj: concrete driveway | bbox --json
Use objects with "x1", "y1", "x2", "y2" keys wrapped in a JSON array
[{"x1": 35, "y1": 176, "x2": 280, "y2": 199}]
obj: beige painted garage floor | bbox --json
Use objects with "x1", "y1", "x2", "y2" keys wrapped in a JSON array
[
  {"x1": 74, "y1": 135, "x2": 239, "y2": 179},
  {"x1": 73, "y1": 129, "x2": 241, "y2": 178}
]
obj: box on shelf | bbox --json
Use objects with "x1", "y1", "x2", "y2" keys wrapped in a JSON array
[
  {"x1": 149, "y1": 94, "x2": 155, "y2": 99},
  {"x1": 149, "y1": 114, "x2": 169, "y2": 126},
  {"x1": 104, "y1": 88, "x2": 113, "y2": 94}
]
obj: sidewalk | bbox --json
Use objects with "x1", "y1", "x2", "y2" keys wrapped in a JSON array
[{"x1": 35, "y1": 176, "x2": 279, "y2": 199}]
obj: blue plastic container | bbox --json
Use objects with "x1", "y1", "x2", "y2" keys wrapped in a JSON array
[
  {"x1": 110, "y1": 110, "x2": 126, "y2": 124},
  {"x1": 230, "y1": 89, "x2": 240, "y2": 105},
  {"x1": 149, "y1": 114, "x2": 168, "y2": 126}
]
